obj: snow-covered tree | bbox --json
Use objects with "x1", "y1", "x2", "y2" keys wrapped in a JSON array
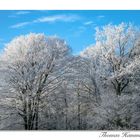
[
  {"x1": 80, "y1": 23, "x2": 140, "y2": 129},
  {"x1": 0, "y1": 33, "x2": 70, "y2": 130},
  {"x1": 81, "y1": 23, "x2": 139, "y2": 96}
]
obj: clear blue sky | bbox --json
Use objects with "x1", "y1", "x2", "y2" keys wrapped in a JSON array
[{"x1": 0, "y1": 10, "x2": 140, "y2": 54}]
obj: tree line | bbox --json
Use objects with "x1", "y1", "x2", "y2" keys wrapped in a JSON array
[{"x1": 0, "y1": 23, "x2": 140, "y2": 130}]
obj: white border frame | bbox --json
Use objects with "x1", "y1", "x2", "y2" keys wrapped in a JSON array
[
  {"x1": 0, "y1": 0, "x2": 140, "y2": 140},
  {"x1": 0, "y1": 0, "x2": 140, "y2": 10}
]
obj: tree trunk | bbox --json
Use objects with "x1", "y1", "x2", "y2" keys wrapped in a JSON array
[
  {"x1": 116, "y1": 82, "x2": 121, "y2": 96},
  {"x1": 77, "y1": 86, "x2": 81, "y2": 130},
  {"x1": 35, "y1": 104, "x2": 39, "y2": 130}
]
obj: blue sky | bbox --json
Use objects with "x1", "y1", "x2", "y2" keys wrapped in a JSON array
[{"x1": 0, "y1": 10, "x2": 140, "y2": 54}]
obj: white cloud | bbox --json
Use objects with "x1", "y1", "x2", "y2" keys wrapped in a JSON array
[
  {"x1": 15, "y1": 11, "x2": 30, "y2": 15},
  {"x1": 33, "y1": 14, "x2": 80, "y2": 23},
  {"x1": 10, "y1": 14, "x2": 80, "y2": 29},
  {"x1": 97, "y1": 15, "x2": 105, "y2": 19},
  {"x1": 84, "y1": 21, "x2": 94, "y2": 25},
  {"x1": 9, "y1": 11, "x2": 30, "y2": 18},
  {"x1": 10, "y1": 22, "x2": 30, "y2": 29}
]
